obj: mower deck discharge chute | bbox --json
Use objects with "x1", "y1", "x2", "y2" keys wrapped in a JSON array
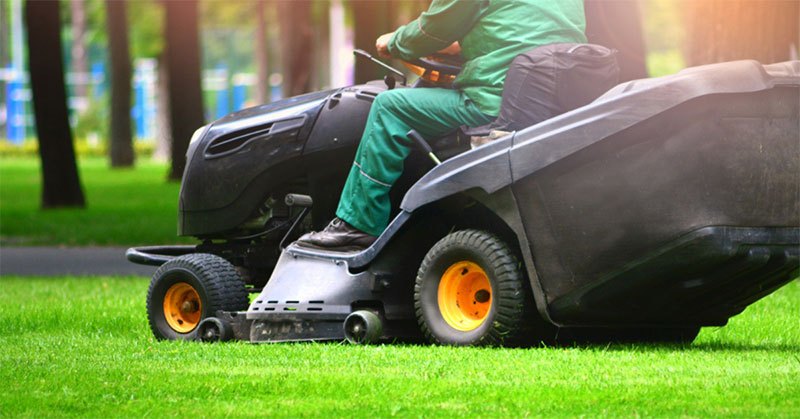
[{"x1": 129, "y1": 57, "x2": 800, "y2": 346}]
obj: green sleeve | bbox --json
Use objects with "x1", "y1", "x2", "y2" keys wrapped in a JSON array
[{"x1": 387, "y1": 0, "x2": 486, "y2": 61}]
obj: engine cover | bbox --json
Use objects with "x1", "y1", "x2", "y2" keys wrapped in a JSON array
[{"x1": 178, "y1": 83, "x2": 386, "y2": 237}]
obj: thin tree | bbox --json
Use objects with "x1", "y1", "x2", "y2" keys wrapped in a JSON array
[
  {"x1": 254, "y1": 0, "x2": 269, "y2": 104},
  {"x1": 352, "y1": 0, "x2": 391, "y2": 84},
  {"x1": 70, "y1": 0, "x2": 89, "y2": 99},
  {"x1": 0, "y1": 1, "x2": 10, "y2": 69},
  {"x1": 25, "y1": 0, "x2": 86, "y2": 208},
  {"x1": 278, "y1": 0, "x2": 313, "y2": 96},
  {"x1": 311, "y1": 0, "x2": 330, "y2": 90},
  {"x1": 162, "y1": 0, "x2": 205, "y2": 181},
  {"x1": 153, "y1": 52, "x2": 172, "y2": 163},
  {"x1": 685, "y1": 0, "x2": 799, "y2": 66},
  {"x1": 106, "y1": 0, "x2": 134, "y2": 167},
  {"x1": 584, "y1": 0, "x2": 648, "y2": 81}
]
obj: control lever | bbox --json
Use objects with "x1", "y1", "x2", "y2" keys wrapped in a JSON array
[
  {"x1": 280, "y1": 193, "x2": 313, "y2": 249},
  {"x1": 284, "y1": 193, "x2": 313, "y2": 208},
  {"x1": 407, "y1": 130, "x2": 441, "y2": 165},
  {"x1": 353, "y1": 49, "x2": 407, "y2": 87}
]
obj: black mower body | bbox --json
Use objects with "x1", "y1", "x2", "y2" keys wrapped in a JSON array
[{"x1": 133, "y1": 59, "x2": 799, "y2": 343}]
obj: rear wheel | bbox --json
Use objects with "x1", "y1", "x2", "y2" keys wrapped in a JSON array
[
  {"x1": 147, "y1": 253, "x2": 249, "y2": 340},
  {"x1": 414, "y1": 230, "x2": 534, "y2": 346}
]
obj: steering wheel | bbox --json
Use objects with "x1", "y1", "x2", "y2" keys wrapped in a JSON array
[
  {"x1": 352, "y1": 49, "x2": 463, "y2": 87},
  {"x1": 403, "y1": 53, "x2": 464, "y2": 84}
]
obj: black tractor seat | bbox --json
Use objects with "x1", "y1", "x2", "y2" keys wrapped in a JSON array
[{"x1": 464, "y1": 42, "x2": 619, "y2": 145}]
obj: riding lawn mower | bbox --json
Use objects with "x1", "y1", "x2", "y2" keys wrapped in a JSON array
[{"x1": 127, "y1": 49, "x2": 800, "y2": 346}]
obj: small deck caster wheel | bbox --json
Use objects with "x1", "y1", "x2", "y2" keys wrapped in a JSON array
[
  {"x1": 197, "y1": 317, "x2": 233, "y2": 343},
  {"x1": 343, "y1": 310, "x2": 383, "y2": 344}
]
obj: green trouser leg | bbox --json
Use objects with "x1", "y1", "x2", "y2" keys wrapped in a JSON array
[{"x1": 336, "y1": 88, "x2": 494, "y2": 236}]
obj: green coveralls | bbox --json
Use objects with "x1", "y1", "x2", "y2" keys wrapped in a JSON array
[{"x1": 337, "y1": 0, "x2": 587, "y2": 236}]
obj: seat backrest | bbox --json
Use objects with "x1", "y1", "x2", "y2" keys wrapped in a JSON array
[{"x1": 485, "y1": 43, "x2": 620, "y2": 134}]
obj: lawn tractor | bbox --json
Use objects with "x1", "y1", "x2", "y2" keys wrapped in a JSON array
[{"x1": 128, "y1": 48, "x2": 800, "y2": 346}]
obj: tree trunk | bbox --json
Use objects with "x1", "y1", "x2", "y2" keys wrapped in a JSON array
[
  {"x1": 685, "y1": 0, "x2": 799, "y2": 66},
  {"x1": 106, "y1": 0, "x2": 135, "y2": 167},
  {"x1": 254, "y1": 0, "x2": 269, "y2": 104},
  {"x1": 0, "y1": 1, "x2": 9, "y2": 68},
  {"x1": 329, "y1": 0, "x2": 349, "y2": 88},
  {"x1": 25, "y1": 0, "x2": 86, "y2": 208},
  {"x1": 312, "y1": 1, "x2": 330, "y2": 90},
  {"x1": 584, "y1": 0, "x2": 648, "y2": 81},
  {"x1": 352, "y1": 0, "x2": 391, "y2": 84},
  {"x1": 70, "y1": 0, "x2": 89, "y2": 99},
  {"x1": 153, "y1": 56, "x2": 171, "y2": 163},
  {"x1": 278, "y1": 0, "x2": 313, "y2": 97},
  {"x1": 163, "y1": 0, "x2": 205, "y2": 181}
]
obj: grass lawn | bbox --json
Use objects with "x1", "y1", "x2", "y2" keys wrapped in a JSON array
[
  {"x1": 0, "y1": 277, "x2": 798, "y2": 417},
  {"x1": 0, "y1": 156, "x2": 192, "y2": 246}
]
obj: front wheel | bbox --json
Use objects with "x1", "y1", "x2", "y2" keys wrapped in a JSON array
[
  {"x1": 414, "y1": 230, "x2": 534, "y2": 346},
  {"x1": 147, "y1": 253, "x2": 249, "y2": 340}
]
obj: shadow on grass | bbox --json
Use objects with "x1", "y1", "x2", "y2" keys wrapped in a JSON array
[
  {"x1": 688, "y1": 342, "x2": 800, "y2": 353},
  {"x1": 382, "y1": 335, "x2": 800, "y2": 353},
  {"x1": 534, "y1": 340, "x2": 800, "y2": 353}
]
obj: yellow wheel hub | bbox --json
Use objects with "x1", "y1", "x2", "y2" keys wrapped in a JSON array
[
  {"x1": 438, "y1": 261, "x2": 493, "y2": 331},
  {"x1": 163, "y1": 282, "x2": 202, "y2": 333}
]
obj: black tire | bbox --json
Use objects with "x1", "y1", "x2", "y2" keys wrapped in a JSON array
[
  {"x1": 414, "y1": 229, "x2": 534, "y2": 346},
  {"x1": 147, "y1": 253, "x2": 249, "y2": 341}
]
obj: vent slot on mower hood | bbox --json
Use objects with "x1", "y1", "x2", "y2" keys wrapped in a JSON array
[
  {"x1": 203, "y1": 115, "x2": 309, "y2": 159},
  {"x1": 205, "y1": 122, "x2": 275, "y2": 158}
]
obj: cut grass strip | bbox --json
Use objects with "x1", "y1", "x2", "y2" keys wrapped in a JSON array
[
  {"x1": 0, "y1": 157, "x2": 192, "y2": 246},
  {"x1": 0, "y1": 277, "x2": 798, "y2": 417}
]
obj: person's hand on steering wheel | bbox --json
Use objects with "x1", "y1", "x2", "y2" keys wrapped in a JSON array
[
  {"x1": 376, "y1": 32, "x2": 394, "y2": 58},
  {"x1": 374, "y1": 32, "x2": 462, "y2": 85},
  {"x1": 437, "y1": 42, "x2": 461, "y2": 55},
  {"x1": 377, "y1": 32, "x2": 461, "y2": 59}
]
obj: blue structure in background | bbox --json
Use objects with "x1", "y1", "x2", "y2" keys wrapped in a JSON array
[
  {"x1": 232, "y1": 84, "x2": 246, "y2": 111},
  {"x1": 214, "y1": 65, "x2": 230, "y2": 119},
  {"x1": 271, "y1": 84, "x2": 282, "y2": 102},
  {"x1": 215, "y1": 87, "x2": 229, "y2": 118},
  {"x1": 133, "y1": 73, "x2": 146, "y2": 139},
  {"x1": 131, "y1": 61, "x2": 156, "y2": 140},
  {"x1": 143, "y1": 80, "x2": 155, "y2": 140},
  {"x1": 91, "y1": 62, "x2": 106, "y2": 99},
  {"x1": 5, "y1": 66, "x2": 25, "y2": 144},
  {"x1": 2, "y1": 58, "x2": 273, "y2": 144}
]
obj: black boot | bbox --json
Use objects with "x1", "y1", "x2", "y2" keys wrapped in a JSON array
[{"x1": 295, "y1": 218, "x2": 377, "y2": 251}]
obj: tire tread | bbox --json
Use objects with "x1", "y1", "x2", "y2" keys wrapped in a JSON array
[
  {"x1": 414, "y1": 229, "x2": 535, "y2": 346},
  {"x1": 146, "y1": 253, "x2": 248, "y2": 340}
]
